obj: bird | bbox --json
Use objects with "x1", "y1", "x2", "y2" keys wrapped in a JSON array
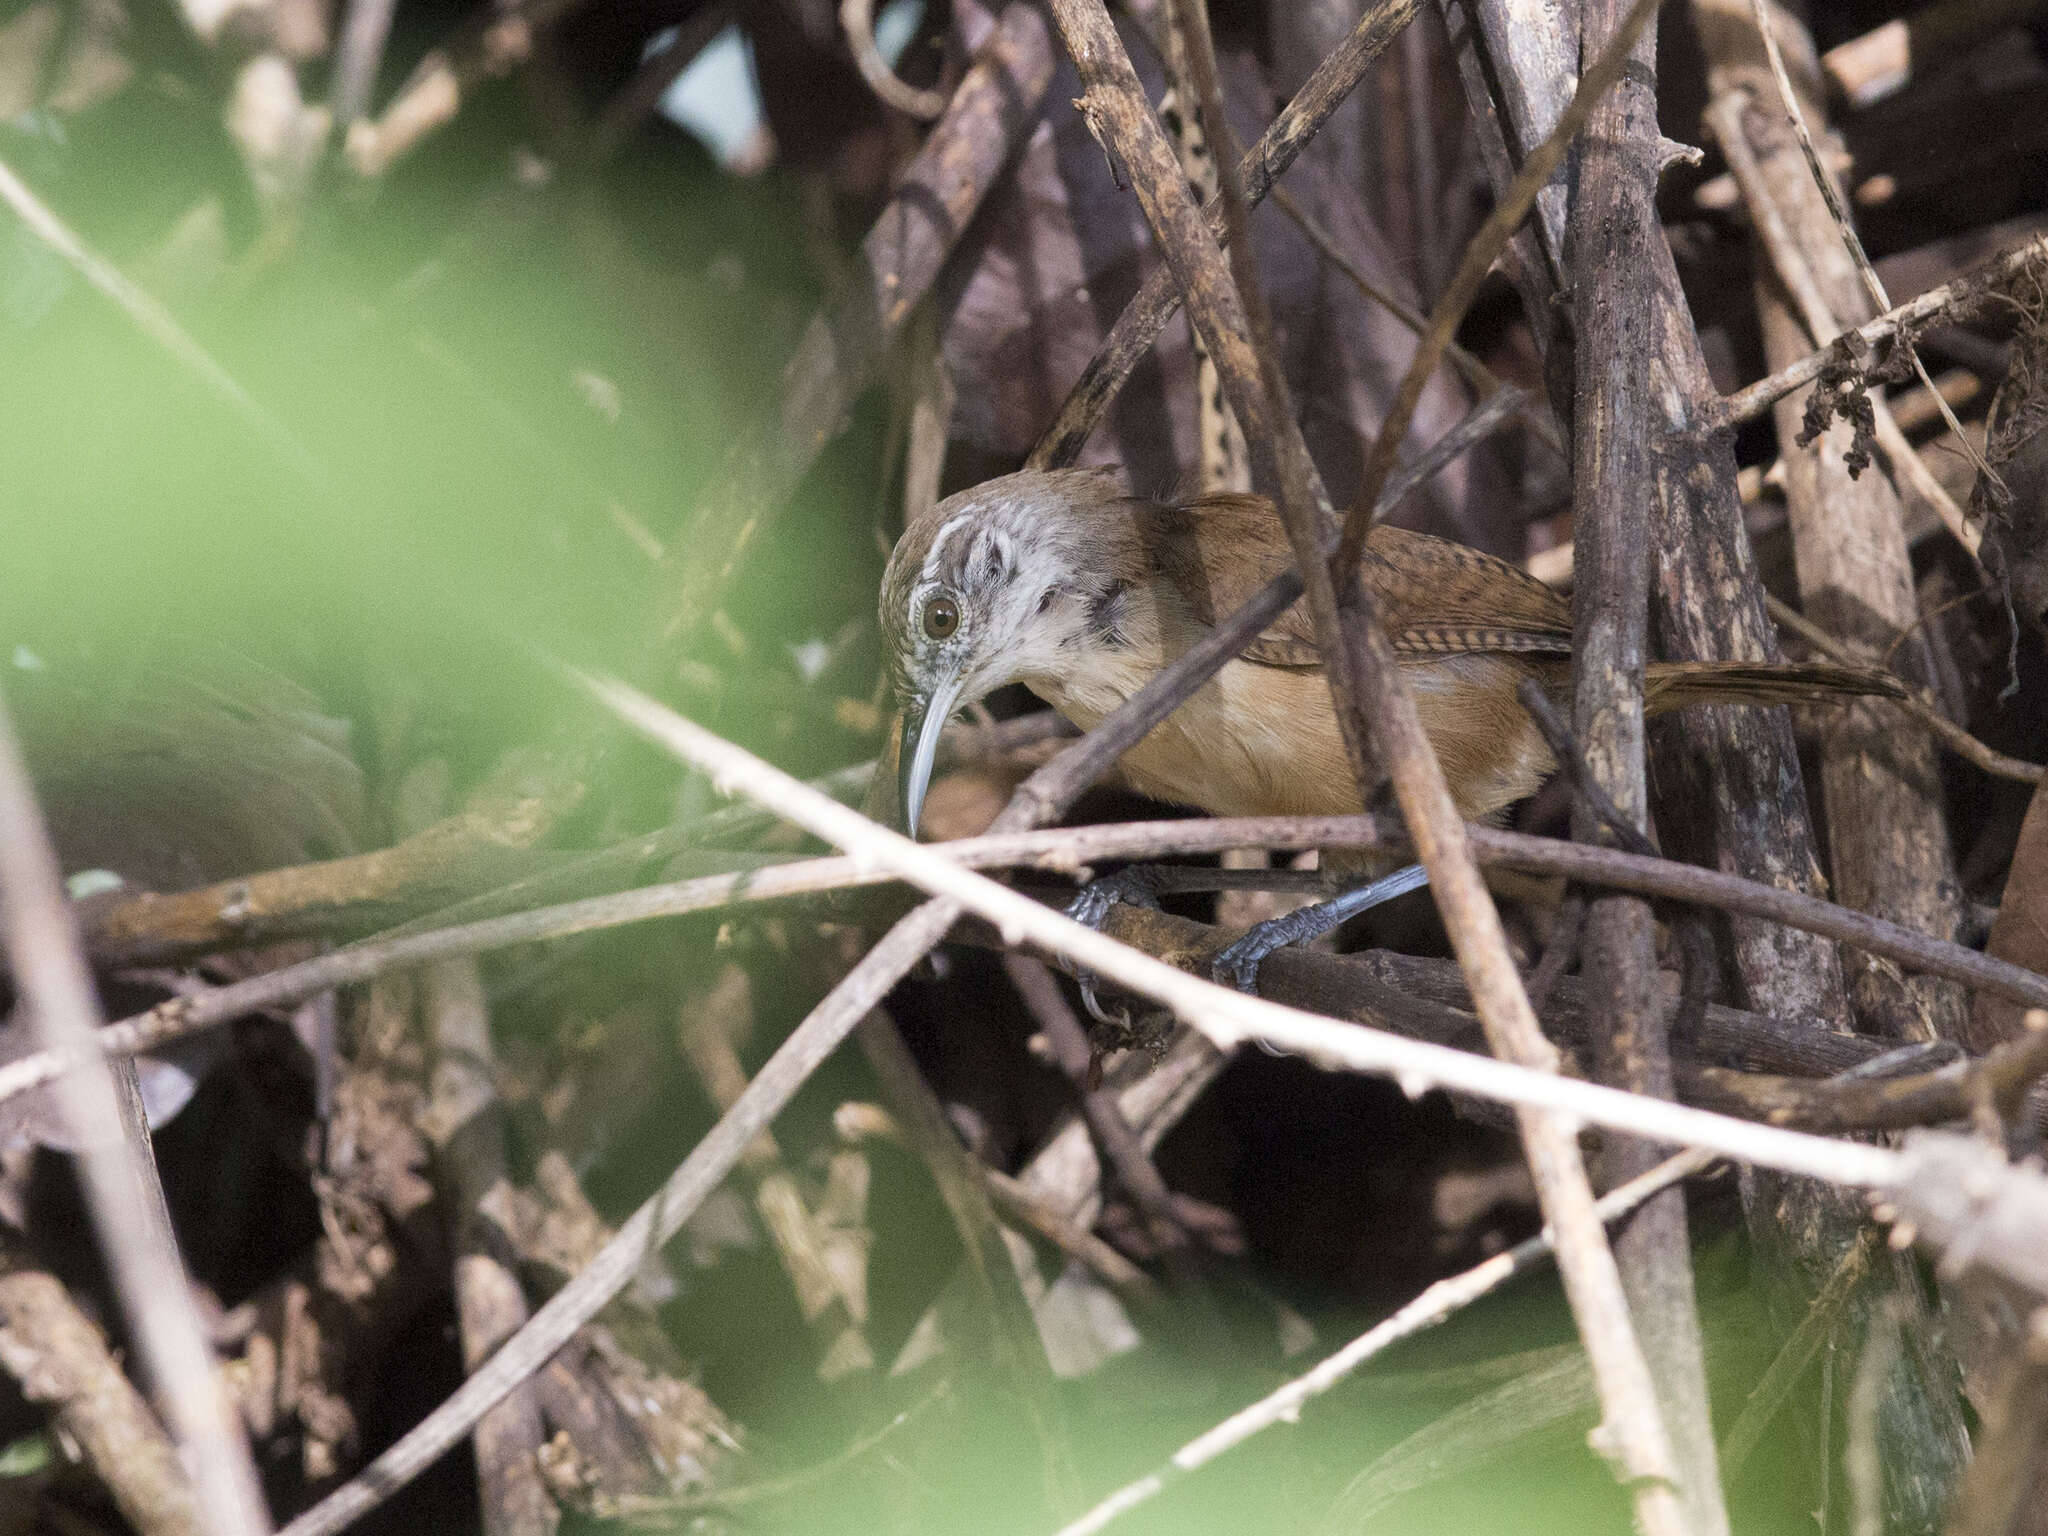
[{"x1": 879, "y1": 467, "x2": 1904, "y2": 988}]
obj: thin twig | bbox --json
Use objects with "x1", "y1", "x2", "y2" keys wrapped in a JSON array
[
  {"x1": 21, "y1": 802, "x2": 2048, "y2": 1116},
  {"x1": 839, "y1": 1103, "x2": 1161, "y2": 1301},
  {"x1": 1722, "y1": 237, "x2": 2047, "y2": 426},
  {"x1": 1333, "y1": 0, "x2": 1662, "y2": 563},
  {"x1": 1007, "y1": 954, "x2": 1204, "y2": 1268},
  {"x1": 585, "y1": 677, "x2": 1903, "y2": 1189},
  {"x1": 1763, "y1": 593, "x2": 2043, "y2": 784},
  {"x1": 84, "y1": 719, "x2": 1061, "y2": 963},
  {"x1": 1705, "y1": 92, "x2": 1985, "y2": 562},
  {"x1": 329, "y1": 0, "x2": 399, "y2": 127},
  {"x1": 576, "y1": 4, "x2": 732, "y2": 166},
  {"x1": 1742, "y1": 0, "x2": 2003, "y2": 500},
  {"x1": 1268, "y1": 183, "x2": 1563, "y2": 459},
  {"x1": 1049, "y1": 1149, "x2": 1719, "y2": 1536},
  {"x1": 0, "y1": 686, "x2": 272, "y2": 1536},
  {"x1": 981, "y1": 1168, "x2": 1162, "y2": 1303},
  {"x1": 841, "y1": 0, "x2": 947, "y2": 117},
  {"x1": 1027, "y1": 0, "x2": 1422, "y2": 470}
]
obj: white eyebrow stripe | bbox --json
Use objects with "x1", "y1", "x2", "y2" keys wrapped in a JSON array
[{"x1": 918, "y1": 512, "x2": 976, "y2": 586}]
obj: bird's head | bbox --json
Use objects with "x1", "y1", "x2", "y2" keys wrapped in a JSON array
[{"x1": 879, "y1": 468, "x2": 1127, "y2": 836}]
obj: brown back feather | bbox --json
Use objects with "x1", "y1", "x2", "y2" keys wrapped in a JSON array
[
  {"x1": 1154, "y1": 493, "x2": 1573, "y2": 666},
  {"x1": 1151, "y1": 496, "x2": 1905, "y2": 706}
]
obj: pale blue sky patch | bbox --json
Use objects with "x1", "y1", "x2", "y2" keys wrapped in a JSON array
[
  {"x1": 657, "y1": 1, "x2": 925, "y2": 166},
  {"x1": 656, "y1": 24, "x2": 763, "y2": 166}
]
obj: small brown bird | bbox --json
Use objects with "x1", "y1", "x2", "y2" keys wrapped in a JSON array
[{"x1": 880, "y1": 468, "x2": 1901, "y2": 982}]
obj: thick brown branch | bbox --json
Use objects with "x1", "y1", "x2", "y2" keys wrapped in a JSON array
[{"x1": 1566, "y1": 0, "x2": 1724, "y2": 1516}]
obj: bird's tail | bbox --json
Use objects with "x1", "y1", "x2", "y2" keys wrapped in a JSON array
[{"x1": 1641, "y1": 660, "x2": 1907, "y2": 711}]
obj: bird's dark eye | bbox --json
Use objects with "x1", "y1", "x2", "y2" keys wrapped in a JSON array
[
  {"x1": 923, "y1": 596, "x2": 960, "y2": 640},
  {"x1": 1036, "y1": 588, "x2": 1056, "y2": 615}
]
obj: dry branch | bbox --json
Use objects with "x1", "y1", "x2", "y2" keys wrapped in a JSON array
[
  {"x1": 1722, "y1": 236, "x2": 2048, "y2": 426},
  {"x1": 598, "y1": 681, "x2": 2048, "y2": 1321},
  {"x1": 81, "y1": 717, "x2": 1059, "y2": 966},
  {"x1": 19, "y1": 800, "x2": 2048, "y2": 1125},
  {"x1": 0, "y1": 1246, "x2": 204, "y2": 1536},
  {"x1": 661, "y1": 0, "x2": 1056, "y2": 642},
  {"x1": 421, "y1": 949, "x2": 558, "y2": 1536},
  {"x1": 1567, "y1": 0, "x2": 1724, "y2": 1511},
  {"x1": 679, "y1": 966, "x2": 874, "y2": 1377},
  {"x1": 1027, "y1": 0, "x2": 1422, "y2": 470},
  {"x1": 1051, "y1": 1150, "x2": 1719, "y2": 1536},
  {"x1": 1046, "y1": 0, "x2": 1690, "y2": 1515},
  {"x1": 0, "y1": 685, "x2": 271, "y2": 1536},
  {"x1": 342, "y1": 0, "x2": 602, "y2": 174},
  {"x1": 1443, "y1": 0, "x2": 1980, "y2": 1506},
  {"x1": 283, "y1": 668, "x2": 2048, "y2": 1536},
  {"x1": 584, "y1": 674, "x2": 1905, "y2": 1190},
  {"x1": 87, "y1": 772, "x2": 588, "y2": 966},
  {"x1": 1086, "y1": 906, "x2": 2048, "y2": 1137},
  {"x1": 1702, "y1": 20, "x2": 1971, "y2": 1047}
]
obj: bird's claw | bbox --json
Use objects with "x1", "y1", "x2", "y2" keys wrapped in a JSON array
[
  {"x1": 1210, "y1": 907, "x2": 1324, "y2": 996},
  {"x1": 1063, "y1": 866, "x2": 1168, "y2": 928},
  {"x1": 1062, "y1": 868, "x2": 1170, "y2": 1026}
]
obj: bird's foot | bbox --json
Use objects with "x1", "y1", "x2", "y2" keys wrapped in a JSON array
[
  {"x1": 1062, "y1": 867, "x2": 1172, "y2": 1026},
  {"x1": 1211, "y1": 863, "x2": 1430, "y2": 996}
]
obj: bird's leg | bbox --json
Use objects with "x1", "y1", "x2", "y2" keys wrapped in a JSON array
[
  {"x1": 1210, "y1": 863, "x2": 1431, "y2": 995},
  {"x1": 1061, "y1": 865, "x2": 1327, "y2": 1024}
]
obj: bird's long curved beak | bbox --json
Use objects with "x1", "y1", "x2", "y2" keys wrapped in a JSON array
[{"x1": 897, "y1": 672, "x2": 964, "y2": 840}]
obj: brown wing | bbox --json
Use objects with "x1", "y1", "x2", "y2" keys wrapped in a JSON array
[{"x1": 1156, "y1": 493, "x2": 1573, "y2": 666}]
